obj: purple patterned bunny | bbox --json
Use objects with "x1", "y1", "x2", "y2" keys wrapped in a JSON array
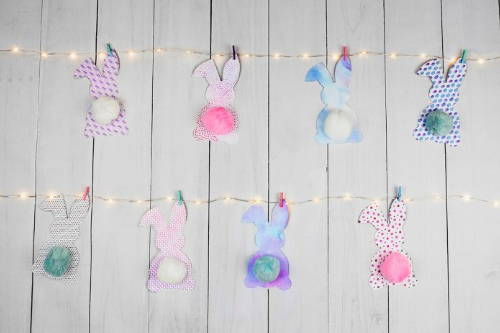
[
  {"x1": 414, "y1": 57, "x2": 467, "y2": 146},
  {"x1": 242, "y1": 200, "x2": 291, "y2": 290},
  {"x1": 74, "y1": 45, "x2": 129, "y2": 137}
]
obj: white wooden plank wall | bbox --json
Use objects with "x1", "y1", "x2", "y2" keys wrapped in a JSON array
[{"x1": 0, "y1": 0, "x2": 499, "y2": 332}]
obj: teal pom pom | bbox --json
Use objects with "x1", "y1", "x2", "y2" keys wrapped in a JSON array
[
  {"x1": 252, "y1": 255, "x2": 280, "y2": 283},
  {"x1": 425, "y1": 110, "x2": 453, "y2": 136},
  {"x1": 44, "y1": 246, "x2": 72, "y2": 277}
]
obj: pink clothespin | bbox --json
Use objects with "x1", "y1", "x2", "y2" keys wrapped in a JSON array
[
  {"x1": 342, "y1": 46, "x2": 348, "y2": 61},
  {"x1": 82, "y1": 186, "x2": 90, "y2": 201},
  {"x1": 279, "y1": 192, "x2": 285, "y2": 207}
]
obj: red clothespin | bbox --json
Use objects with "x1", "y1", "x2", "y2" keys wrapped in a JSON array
[
  {"x1": 342, "y1": 46, "x2": 348, "y2": 61},
  {"x1": 82, "y1": 186, "x2": 90, "y2": 200},
  {"x1": 279, "y1": 192, "x2": 285, "y2": 207}
]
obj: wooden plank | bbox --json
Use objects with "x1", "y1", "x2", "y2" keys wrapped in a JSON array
[
  {"x1": 88, "y1": 0, "x2": 153, "y2": 332},
  {"x1": 31, "y1": 1, "x2": 96, "y2": 332},
  {"x1": 443, "y1": 1, "x2": 500, "y2": 332},
  {"x1": 385, "y1": 0, "x2": 450, "y2": 331},
  {"x1": 269, "y1": 0, "x2": 328, "y2": 332},
  {"x1": 149, "y1": 0, "x2": 210, "y2": 332},
  {"x1": 326, "y1": 1, "x2": 388, "y2": 332},
  {"x1": 208, "y1": 0, "x2": 269, "y2": 332},
  {"x1": 0, "y1": 1, "x2": 41, "y2": 331}
]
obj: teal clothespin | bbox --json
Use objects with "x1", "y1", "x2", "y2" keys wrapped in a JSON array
[
  {"x1": 177, "y1": 190, "x2": 183, "y2": 205},
  {"x1": 396, "y1": 185, "x2": 403, "y2": 201},
  {"x1": 106, "y1": 43, "x2": 113, "y2": 57},
  {"x1": 460, "y1": 49, "x2": 468, "y2": 63}
]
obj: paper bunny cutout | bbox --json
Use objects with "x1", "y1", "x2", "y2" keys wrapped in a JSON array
[
  {"x1": 358, "y1": 197, "x2": 417, "y2": 289},
  {"x1": 192, "y1": 51, "x2": 240, "y2": 143},
  {"x1": 74, "y1": 46, "x2": 129, "y2": 137},
  {"x1": 33, "y1": 195, "x2": 90, "y2": 280},
  {"x1": 305, "y1": 54, "x2": 361, "y2": 144},
  {"x1": 414, "y1": 58, "x2": 467, "y2": 146},
  {"x1": 242, "y1": 202, "x2": 291, "y2": 290},
  {"x1": 141, "y1": 202, "x2": 194, "y2": 292}
]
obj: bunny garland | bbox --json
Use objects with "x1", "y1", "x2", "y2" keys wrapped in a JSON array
[
  {"x1": 74, "y1": 45, "x2": 129, "y2": 137},
  {"x1": 33, "y1": 195, "x2": 90, "y2": 280},
  {"x1": 141, "y1": 200, "x2": 194, "y2": 292},
  {"x1": 358, "y1": 194, "x2": 417, "y2": 289},
  {"x1": 193, "y1": 48, "x2": 240, "y2": 143},
  {"x1": 305, "y1": 50, "x2": 361, "y2": 144},
  {"x1": 414, "y1": 57, "x2": 467, "y2": 146},
  {"x1": 242, "y1": 200, "x2": 291, "y2": 290}
]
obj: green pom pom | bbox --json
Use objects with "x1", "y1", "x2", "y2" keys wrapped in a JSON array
[
  {"x1": 252, "y1": 255, "x2": 280, "y2": 282},
  {"x1": 44, "y1": 246, "x2": 72, "y2": 277},
  {"x1": 425, "y1": 110, "x2": 453, "y2": 136}
]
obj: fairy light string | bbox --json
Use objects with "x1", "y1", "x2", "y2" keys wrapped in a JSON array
[
  {"x1": 1, "y1": 46, "x2": 499, "y2": 63},
  {"x1": 2, "y1": 192, "x2": 499, "y2": 208}
]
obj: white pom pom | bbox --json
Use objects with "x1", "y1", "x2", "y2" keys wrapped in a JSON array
[
  {"x1": 157, "y1": 257, "x2": 187, "y2": 284},
  {"x1": 324, "y1": 108, "x2": 354, "y2": 141},
  {"x1": 91, "y1": 96, "x2": 120, "y2": 125}
]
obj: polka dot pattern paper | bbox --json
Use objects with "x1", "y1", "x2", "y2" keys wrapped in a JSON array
[{"x1": 414, "y1": 58, "x2": 467, "y2": 146}]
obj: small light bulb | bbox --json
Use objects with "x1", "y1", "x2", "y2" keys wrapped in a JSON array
[
  {"x1": 343, "y1": 193, "x2": 352, "y2": 201},
  {"x1": 107, "y1": 198, "x2": 114, "y2": 204},
  {"x1": 243, "y1": 54, "x2": 250, "y2": 58},
  {"x1": 420, "y1": 53, "x2": 426, "y2": 58},
  {"x1": 403, "y1": 196, "x2": 411, "y2": 203},
  {"x1": 478, "y1": 58, "x2": 485, "y2": 64},
  {"x1": 128, "y1": 50, "x2": 135, "y2": 57},
  {"x1": 19, "y1": 193, "x2": 27, "y2": 199},
  {"x1": 302, "y1": 53, "x2": 309, "y2": 59},
  {"x1": 136, "y1": 200, "x2": 143, "y2": 204},
  {"x1": 462, "y1": 194, "x2": 471, "y2": 201},
  {"x1": 48, "y1": 193, "x2": 56, "y2": 200},
  {"x1": 12, "y1": 46, "x2": 20, "y2": 53},
  {"x1": 195, "y1": 200, "x2": 201, "y2": 205},
  {"x1": 166, "y1": 196, "x2": 173, "y2": 202},
  {"x1": 360, "y1": 50, "x2": 367, "y2": 55},
  {"x1": 273, "y1": 53, "x2": 280, "y2": 59},
  {"x1": 224, "y1": 196, "x2": 231, "y2": 201},
  {"x1": 41, "y1": 52, "x2": 48, "y2": 58},
  {"x1": 433, "y1": 193, "x2": 441, "y2": 201},
  {"x1": 313, "y1": 197, "x2": 320, "y2": 203},
  {"x1": 494, "y1": 201, "x2": 500, "y2": 207},
  {"x1": 332, "y1": 53, "x2": 339, "y2": 60},
  {"x1": 254, "y1": 197, "x2": 261, "y2": 203},
  {"x1": 69, "y1": 52, "x2": 77, "y2": 60},
  {"x1": 98, "y1": 52, "x2": 106, "y2": 58},
  {"x1": 185, "y1": 50, "x2": 192, "y2": 55},
  {"x1": 390, "y1": 52, "x2": 397, "y2": 59},
  {"x1": 155, "y1": 48, "x2": 163, "y2": 54}
]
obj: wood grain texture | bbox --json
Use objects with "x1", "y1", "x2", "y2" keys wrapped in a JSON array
[
  {"x1": 327, "y1": 0, "x2": 388, "y2": 332},
  {"x1": 269, "y1": 0, "x2": 328, "y2": 332},
  {"x1": 0, "y1": 1, "x2": 41, "y2": 331},
  {"x1": 31, "y1": 1, "x2": 96, "y2": 332},
  {"x1": 443, "y1": 1, "x2": 500, "y2": 332},
  {"x1": 208, "y1": 1, "x2": 269, "y2": 332},
  {"x1": 89, "y1": 0, "x2": 153, "y2": 332},
  {"x1": 150, "y1": 0, "x2": 210, "y2": 332},
  {"x1": 385, "y1": 0, "x2": 449, "y2": 332}
]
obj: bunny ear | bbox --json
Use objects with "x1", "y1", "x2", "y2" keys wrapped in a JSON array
[
  {"x1": 242, "y1": 205, "x2": 267, "y2": 230},
  {"x1": 305, "y1": 63, "x2": 333, "y2": 88},
  {"x1": 39, "y1": 197, "x2": 68, "y2": 220},
  {"x1": 270, "y1": 203, "x2": 289, "y2": 231},
  {"x1": 333, "y1": 56, "x2": 352, "y2": 90},
  {"x1": 416, "y1": 58, "x2": 444, "y2": 85},
  {"x1": 68, "y1": 197, "x2": 90, "y2": 220},
  {"x1": 193, "y1": 59, "x2": 221, "y2": 85},
  {"x1": 141, "y1": 207, "x2": 163, "y2": 226},
  {"x1": 358, "y1": 204, "x2": 386, "y2": 228},
  {"x1": 102, "y1": 51, "x2": 120, "y2": 81},
  {"x1": 169, "y1": 201, "x2": 187, "y2": 227},
  {"x1": 389, "y1": 198, "x2": 407, "y2": 225},
  {"x1": 222, "y1": 57, "x2": 240, "y2": 86},
  {"x1": 445, "y1": 60, "x2": 467, "y2": 85}
]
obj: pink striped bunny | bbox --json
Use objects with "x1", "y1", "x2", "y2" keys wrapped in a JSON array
[
  {"x1": 193, "y1": 47, "x2": 240, "y2": 143},
  {"x1": 141, "y1": 199, "x2": 194, "y2": 292},
  {"x1": 74, "y1": 44, "x2": 129, "y2": 137},
  {"x1": 359, "y1": 193, "x2": 417, "y2": 289}
]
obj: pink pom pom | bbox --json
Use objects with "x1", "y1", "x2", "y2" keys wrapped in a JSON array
[
  {"x1": 200, "y1": 107, "x2": 235, "y2": 135},
  {"x1": 380, "y1": 252, "x2": 411, "y2": 283}
]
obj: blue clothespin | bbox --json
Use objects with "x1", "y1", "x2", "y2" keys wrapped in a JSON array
[
  {"x1": 396, "y1": 186, "x2": 403, "y2": 201},
  {"x1": 460, "y1": 49, "x2": 468, "y2": 63},
  {"x1": 177, "y1": 190, "x2": 183, "y2": 205},
  {"x1": 106, "y1": 43, "x2": 113, "y2": 57}
]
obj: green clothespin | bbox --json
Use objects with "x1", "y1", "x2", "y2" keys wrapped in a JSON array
[
  {"x1": 460, "y1": 49, "x2": 468, "y2": 63},
  {"x1": 177, "y1": 190, "x2": 183, "y2": 205},
  {"x1": 106, "y1": 43, "x2": 113, "y2": 57},
  {"x1": 396, "y1": 185, "x2": 403, "y2": 201}
]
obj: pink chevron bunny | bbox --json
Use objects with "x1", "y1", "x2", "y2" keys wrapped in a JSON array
[
  {"x1": 193, "y1": 46, "x2": 240, "y2": 143},
  {"x1": 358, "y1": 189, "x2": 417, "y2": 289},
  {"x1": 74, "y1": 43, "x2": 128, "y2": 137},
  {"x1": 141, "y1": 195, "x2": 194, "y2": 292}
]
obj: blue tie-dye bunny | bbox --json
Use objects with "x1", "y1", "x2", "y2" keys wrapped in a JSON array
[
  {"x1": 305, "y1": 53, "x2": 361, "y2": 144},
  {"x1": 414, "y1": 57, "x2": 467, "y2": 146}
]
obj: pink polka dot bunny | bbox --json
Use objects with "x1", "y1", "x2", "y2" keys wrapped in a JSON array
[
  {"x1": 358, "y1": 188, "x2": 417, "y2": 289},
  {"x1": 193, "y1": 46, "x2": 240, "y2": 143}
]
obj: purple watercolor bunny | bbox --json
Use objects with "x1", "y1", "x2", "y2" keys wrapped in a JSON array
[{"x1": 242, "y1": 200, "x2": 291, "y2": 290}]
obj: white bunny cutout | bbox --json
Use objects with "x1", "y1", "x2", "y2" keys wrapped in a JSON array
[{"x1": 193, "y1": 47, "x2": 240, "y2": 143}]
